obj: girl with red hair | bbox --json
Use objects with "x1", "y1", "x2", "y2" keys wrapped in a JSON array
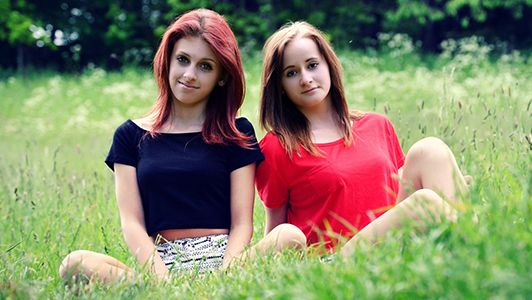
[{"x1": 59, "y1": 9, "x2": 264, "y2": 283}]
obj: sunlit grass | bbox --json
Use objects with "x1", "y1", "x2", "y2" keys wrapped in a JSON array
[{"x1": 1, "y1": 49, "x2": 531, "y2": 299}]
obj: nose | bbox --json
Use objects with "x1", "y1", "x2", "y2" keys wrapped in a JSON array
[
  {"x1": 299, "y1": 70, "x2": 312, "y2": 87},
  {"x1": 183, "y1": 65, "x2": 197, "y2": 81}
]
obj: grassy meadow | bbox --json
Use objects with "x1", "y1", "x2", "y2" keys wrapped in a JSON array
[{"x1": 1, "y1": 42, "x2": 532, "y2": 299}]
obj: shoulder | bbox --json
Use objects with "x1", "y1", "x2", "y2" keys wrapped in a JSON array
[
  {"x1": 259, "y1": 132, "x2": 285, "y2": 156},
  {"x1": 130, "y1": 116, "x2": 155, "y2": 131},
  {"x1": 257, "y1": 132, "x2": 289, "y2": 172},
  {"x1": 259, "y1": 132, "x2": 278, "y2": 146},
  {"x1": 235, "y1": 117, "x2": 254, "y2": 133},
  {"x1": 113, "y1": 119, "x2": 145, "y2": 142},
  {"x1": 355, "y1": 111, "x2": 388, "y2": 122},
  {"x1": 353, "y1": 111, "x2": 393, "y2": 127},
  {"x1": 116, "y1": 119, "x2": 142, "y2": 133}
]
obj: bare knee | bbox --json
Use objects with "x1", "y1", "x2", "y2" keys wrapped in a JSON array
[
  {"x1": 403, "y1": 137, "x2": 464, "y2": 193},
  {"x1": 58, "y1": 250, "x2": 93, "y2": 281},
  {"x1": 407, "y1": 137, "x2": 450, "y2": 161},
  {"x1": 272, "y1": 224, "x2": 307, "y2": 251}
]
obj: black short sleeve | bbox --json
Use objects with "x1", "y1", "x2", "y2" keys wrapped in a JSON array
[
  {"x1": 227, "y1": 118, "x2": 265, "y2": 172},
  {"x1": 105, "y1": 120, "x2": 143, "y2": 171}
]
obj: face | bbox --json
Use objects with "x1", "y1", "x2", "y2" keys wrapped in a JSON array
[
  {"x1": 168, "y1": 36, "x2": 224, "y2": 108},
  {"x1": 280, "y1": 37, "x2": 331, "y2": 112}
]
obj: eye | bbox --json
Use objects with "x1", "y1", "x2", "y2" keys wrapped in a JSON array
[
  {"x1": 308, "y1": 62, "x2": 318, "y2": 69},
  {"x1": 177, "y1": 55, "x2": 189, "y2": 64},
  {"x1": 286, "y1": 69, "x2": 297, "y2": 78},
  {"x1": 200, "y1": 62, "x2": 213, "y2": 71}
]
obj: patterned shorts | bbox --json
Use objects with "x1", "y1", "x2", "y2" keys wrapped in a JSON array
[{"x1": 156, "y1": 234, "x2": 228, "y2": 274}]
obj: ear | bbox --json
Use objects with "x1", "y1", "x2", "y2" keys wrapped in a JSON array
[{"x1": 218, "y1": 73, "x2": 228, "y2": 86}]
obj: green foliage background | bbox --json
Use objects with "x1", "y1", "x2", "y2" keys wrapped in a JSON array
[{"x1": 1, "y1": 0, "x2": 532, "y2": 72}]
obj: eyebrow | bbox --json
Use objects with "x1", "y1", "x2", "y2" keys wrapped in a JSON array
[{"x1": 282, "y1": 57, "x2": 318, "y2": 72}]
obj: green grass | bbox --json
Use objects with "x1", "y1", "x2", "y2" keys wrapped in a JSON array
[{"x1": 1, "y1": 49, "x2": 532, "y2": 299}]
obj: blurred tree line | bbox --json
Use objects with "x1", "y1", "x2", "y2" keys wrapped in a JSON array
[{"x1": 1, "y1": 0, "x2": 531, "y2": 72}]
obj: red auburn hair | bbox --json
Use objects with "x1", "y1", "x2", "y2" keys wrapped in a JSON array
[{"x1": 149, "y1": 8, "x2": 250, "y2": 147}]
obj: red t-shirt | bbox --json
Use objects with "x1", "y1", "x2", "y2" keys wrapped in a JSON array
[{"x1": 256, "y1": 112, "x2": 405, "y2": 251}]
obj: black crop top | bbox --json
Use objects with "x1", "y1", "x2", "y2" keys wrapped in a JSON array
[{"x1": 105, "y1": 117, "x2": 264, "y2": 236}]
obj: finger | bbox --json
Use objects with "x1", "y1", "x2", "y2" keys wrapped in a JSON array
[{"x1": 464, "y1": 175, "x2": 472, "y2": 186}]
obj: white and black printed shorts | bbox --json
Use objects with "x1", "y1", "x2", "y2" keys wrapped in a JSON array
[{"x1": 156, "y1": 234, "x2": 228, "y2": 273}]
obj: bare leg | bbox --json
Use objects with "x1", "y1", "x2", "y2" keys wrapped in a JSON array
[
  {"x1": 253, "y1": 223, "x2": 306, "y2": 255},
  {"x1": 339, "y1": 189, "x2": 455, "y2": 257},
  {"x1": 339, "y1": 137, "x2": 474, "y2": 258},
  {"x1": 397, "y1": 137, "x2": 469, "y2": 207},
  {"x1": 59, "y1": 250, "x2": 135, "y2": 284}
]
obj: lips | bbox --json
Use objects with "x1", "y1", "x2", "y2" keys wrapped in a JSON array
[
  {"x1": 179, "y1": 81, "x2": 198, "y2": 90},
  {"x1": 302, "y1": 87, "x2": 317, "y2": 94}
]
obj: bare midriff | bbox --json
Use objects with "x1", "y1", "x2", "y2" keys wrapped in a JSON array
[{"x1": 152, "y1": 228, "x2": 229, "y2": 244}]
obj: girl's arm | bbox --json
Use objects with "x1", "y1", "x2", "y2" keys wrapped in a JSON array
[
  {"x1": 264, "y1": 204, "x2": 288, "y2": 236},
  {"x1": 222, "y1": 162, "x2": 256, "y2": 269},
  {"x1": 114, "y1": 163, "x2": 169, "y2": 277}
]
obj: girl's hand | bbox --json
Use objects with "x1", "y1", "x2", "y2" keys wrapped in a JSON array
[{"x1": 464, "y1": 175, "x2": 473, "y2": 189}]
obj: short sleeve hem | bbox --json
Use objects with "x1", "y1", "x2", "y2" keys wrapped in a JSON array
[{"x1": 105, "y1": 120, "x2": 142, "y2": 171}]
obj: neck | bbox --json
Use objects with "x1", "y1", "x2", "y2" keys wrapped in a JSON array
[
  {"x1": 299, "y1": 101, "x2": 343, "y2": 143},
  {"x1": 165, "y1": 101, "x2": 207, "y2": 133},
  {"x1": 298, "y1": 98, "x2": 337, "y2": 130}
]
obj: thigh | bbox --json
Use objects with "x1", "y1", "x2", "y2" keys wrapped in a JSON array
[
  {"x1": 396, "y1": 137, "x2": 467, "y2": 204},
  {"x1": 339, "y1": 189, "x2": 456, "y2": 258}
]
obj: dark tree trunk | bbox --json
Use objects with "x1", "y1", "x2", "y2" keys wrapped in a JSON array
[
  {"x1": 421, "y1": 21, "x2": 442, "y2": 53},
  {"x1": 17, "y1": 44, "x2": 25, "y2": 77}
]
